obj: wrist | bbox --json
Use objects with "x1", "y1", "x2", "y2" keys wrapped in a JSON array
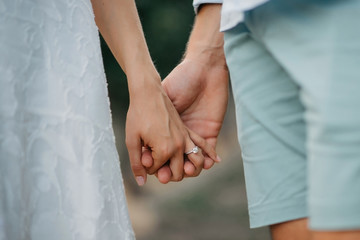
[
  {"x1": 127, "y1": 66, "x2": 162, "y2": 98},
  {"x1": 185, "y1": 43, "x2": 227, "y2": 68},
  {"x1": 184, "y1": 4, "x2": 226, "y2": 68}
]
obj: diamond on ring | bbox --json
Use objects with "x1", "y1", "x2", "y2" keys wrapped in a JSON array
[{"x1": 185, "y1": 146, "x2": 199, "y2": 155}]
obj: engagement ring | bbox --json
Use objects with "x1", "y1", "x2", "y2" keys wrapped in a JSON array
[{"x1": 185, "y1": 146, "x2": 199, "y2": 155}]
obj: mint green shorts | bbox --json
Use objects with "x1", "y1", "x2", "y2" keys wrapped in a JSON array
[{"x1": 224, "y1": 0, "x2": 360, "y2": 230}]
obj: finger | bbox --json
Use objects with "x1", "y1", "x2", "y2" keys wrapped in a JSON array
[
  {"x1": 184, "y1": 139, "x2": 204, "y2": 177},
  {"x1": 155, "y1": 164, "x2": 172, "y2": 184},
  {"x1": 147, "y1": 144, "x2": 173, "y2": 175},
  {"x1": 184, "y1": 160, "x2": 196, "y2": 176},
  {"x1": 169, "y1": 151, "x2": 184, "y2": 182},
  {"x1": 203, "y1": 138, "x2": 220, "y2": 169},
  {"x1": 125, "y1": 135, "x2": 147, "y2": 186},
  {"x1": 204, "y1": 138, "x2": 221, "y2": 169},
  {"x1": 188, "y1": 128, "x2": 221, "y2": 163},
  {"x1": 141, "y1": 147, "x2": 153, "y2": 168},
  {"x1": 204, "y1": 157, "x2": 215, "y2": 170}
]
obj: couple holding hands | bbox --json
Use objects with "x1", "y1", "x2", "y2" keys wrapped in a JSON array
[{"x1": 1, "y1": 0, "x2": 360, "y2": 239}]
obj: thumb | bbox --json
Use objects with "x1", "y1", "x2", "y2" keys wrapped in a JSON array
[
  {"x1": 141, "y1": 147, "x2": 153, "y2": 168},
  {"x1": 161, "y1": 76, "x2": 173, "y2": 101},
  {"x1": 162, "y1": 66, "x2": 184, "y2": 103},
  {"x1": 125, "y1": 134, "x2": 147, "y2": 186}
]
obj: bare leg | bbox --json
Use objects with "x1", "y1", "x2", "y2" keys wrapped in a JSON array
[
  {"x1": 271, "y1": 218, "x2": 311, "y2": 240},
  {"x1": 312, "y1": 230, "x2": 360, "y2": 240}
]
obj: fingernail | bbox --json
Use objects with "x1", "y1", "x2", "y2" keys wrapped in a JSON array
[
  {"x1": 216, "y1": 155, "x2": 222, "y2": 162},
  {"x1": 136, "y1": 176, "x2": 145, "y2": 186}
]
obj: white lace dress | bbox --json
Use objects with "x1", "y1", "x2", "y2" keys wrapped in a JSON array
[{"x1": 0, "y1": 0, "x2": 135, "y2": 239}]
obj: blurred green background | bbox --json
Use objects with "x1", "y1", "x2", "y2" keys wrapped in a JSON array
[{"x1": 101, "y1": 1, "x2": 271, "y2": 239}]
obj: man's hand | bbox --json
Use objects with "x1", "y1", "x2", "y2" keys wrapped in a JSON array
[
  {"x1": 165, "y1": 4, "x2": 228, "y2": 165},
  {"x1": 143, "y1": 4, "x2": 228, "y2": 183},
  {"x1": 141, "y1": 4, "x2": 228, "y2": 184},
  {"x1": 163, "y1": 58, "x2": 229, "y2": 168}
]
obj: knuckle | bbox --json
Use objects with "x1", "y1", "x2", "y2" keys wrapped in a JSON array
[
  {"x1": 194, "y1": 161, "x2": 204, "y2": 170},
  {"x1": 125, "y1": 137, "x2": 133, "y2": 148},
  {"x1": 191, "y1": 156, "x2": 205, "y2": 169},
  {"x1": 192, "y1": 157, "x2": 204, "y2": 169},
  {"x1": 198, "y1": 156, "x2": 205, "y2": 168},
  {"x1": 198, "y1": 138, "x2": 206, "y2": 148},
  {"x1": 158, "y1": 144, "x2": 171, "y2": 159},
  {"x1": 174, "y1": 139, "x2": 184, "y2": 152},
  {"x1": 172, "y1": 174, "x2": 183, "y2": 182}
]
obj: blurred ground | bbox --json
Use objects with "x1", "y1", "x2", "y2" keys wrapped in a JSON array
[{"x1": 113, "y1": 95, "x2": 272, "y2": 240}]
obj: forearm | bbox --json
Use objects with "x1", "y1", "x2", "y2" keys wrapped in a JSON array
[
  {"x1": 185, "y1": 4, "x2": 227, "y2": 69},
  {"x1": 91, "y1": 0, "x2": 159, "y2": 92}
]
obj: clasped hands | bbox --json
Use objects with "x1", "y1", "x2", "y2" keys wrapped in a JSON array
[{"x1": 126, "y1": 58, "x2": 229, "y2": 186}]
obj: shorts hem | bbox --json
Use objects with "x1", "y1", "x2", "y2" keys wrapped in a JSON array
[
  {"x1": 249, "y1": 195, "x2": 308, "y2": 228},
  {"x1": 309, "y1": 200, "x2": 360, "y2": 230}
]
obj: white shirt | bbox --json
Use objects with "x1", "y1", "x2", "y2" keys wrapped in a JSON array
[{"x1": 193, "y1": 0, "x2": 269, "y2": 31}]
